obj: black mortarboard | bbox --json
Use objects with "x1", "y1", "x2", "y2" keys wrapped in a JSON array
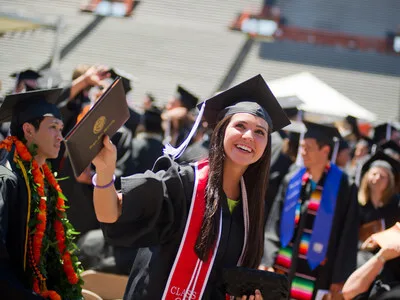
[
  {"x1": 338, "y1": 138, "x2": 350, "y2": 151},
  {"x1": 222, "y1": 267, "x2": 289, "y2": 299},
  {"x1": 146, "y1": 93, "x2": 155, "y2": 102},
  {"x1": 10, "y1": 69, "x2": 41, "y2": 81},
  {"x1": 199, "y1": 75, "x2": 290, "y2": 132},
  {"x1": 303, "y1": 121, "x2": 341, "y2": 144},
  {"x1": 176, "y1": 85, "x2": 199, "y2": 111},
  {"x1": 345, "y1": 115, "x2": 360, "y2": 138},
  {"x1": 143, "y1": 106, "x2": 163, "y2": 133},
  {"x1": 108, "y1": 68, "x2": 134, "y2": 94},
  {"x1": 373, "y1": 123, "x2": 398, "y2": 143},
  {"x1": 164, "y1": 74, "x2": 290, "y2": 159},
  {"x1": 37, "y1": 68, "x2": 63, "y2": 89},
  {"x1": 359, "y1": 150, "x2": 400, "y2": 181},
  {"x1": 0, "y1": 89, "x2": 63, "y2": 125},
  {"x1": 378, "y1": 140, "x2": 400, "y2": 157}
]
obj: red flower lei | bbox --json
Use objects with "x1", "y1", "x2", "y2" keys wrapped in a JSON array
[{"x1": 0, "y1": 136, "x2": 82, "y2": 299}]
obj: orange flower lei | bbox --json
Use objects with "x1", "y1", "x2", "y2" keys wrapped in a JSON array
[{"x1": 0, "y1": 136, "x2": 82, "y2": 299}]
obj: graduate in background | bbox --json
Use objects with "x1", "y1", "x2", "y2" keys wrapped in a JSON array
[
  {"x1": 356, "y1": 151, "x2": 400, "y2": 268},
  {"x1": 162, "y1": 85, "x2": 199, "y2": 147},
  {"x1": 90, "y1": 75, "x2": 290, "y2": 299},
  {"x1": 372, "y1": 123, "x2": 400, "y2": 147},
  {"x1": 261, "y1": 121, "x2": 359, "y2": 300},
  {"x1": 0, "y1": 89, "x2": 83, "y2": 299}
]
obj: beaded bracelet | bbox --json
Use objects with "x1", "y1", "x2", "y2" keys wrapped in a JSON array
[{"x1": 92, "y1": 174, "x2": 116, "y2": 189}]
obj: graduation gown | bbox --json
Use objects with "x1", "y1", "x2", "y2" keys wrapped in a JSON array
[
  {"x1": 129, "y1": 133, "x2": 164, "y2": 174},
  {"x1": 359, "y1": 194, "x2": 400, "y2": 230},
  {"x1": 101, "y1": 156, "x2": 246, "y2": 299},
  {"x1": 112, "y1": 132, "x2": 164, "y2": 275},
  {"x1": 357, "y1": 194, "x2": 400, "y2": 268},
  {"x1": 177, "y1": 137, "x2": 210, "y2": 164},
  {"x1": 265, "y1": 132, "x2": 293, "y2": 220},
  {"x1": 262, "y1": 166, "x2": 359, "y2": 298},
  {"x1": 0, "y1": 156, "x2": 44, "y2": 299}
]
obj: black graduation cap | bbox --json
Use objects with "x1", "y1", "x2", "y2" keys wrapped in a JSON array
[
  {"x1": 146, "y1": 92, "x2": 155, "y2": 103},
  {"x1": 10, "y1": 69, "x2": 41, "y2": 81},
  {"x1": 345, "y1": 115, "x2": 360, "y2": 138},
  {"x1": 198, "y1": 74, "x2": 290, "y2": 132},
  {"x1": 373, "y1": 123, "x2": 398, "y2": 143},
  {"x1": 0, "y1": 88, "x2": 63, "y2": 124},
  {"x1": 303, "y1": 121, "x2": 341, "y2": 145},
  {"x1": 143, "y1": 106, "x2": 162, "y2": 133},
  {"x1": 108, "y1": 68, "x2": 134, "y2": 94},
  {"x1": 359, "y1": 150, "x2": 400, "y2": 182},
  {"x1": 176, "y1": 85, "x2": 199, "y2": 111},
  {"x1": 378, "y1": 140, "x2": 400, "y2": 157},
  {"x1": 164, "y1": 74, "x2": 290, "y2": 159}
]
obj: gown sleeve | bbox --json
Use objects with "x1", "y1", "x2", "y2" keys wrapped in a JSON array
[
  {"x1": 101, "y1": 156, "x2": 194, "y2": 248},
  {"x1": 0, "y1": 169, "x2": 44, "y2": 299}
]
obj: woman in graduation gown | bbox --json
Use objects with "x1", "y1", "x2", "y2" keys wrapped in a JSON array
[
  {"x1": 357, "y1": 151, "x2": 400, "y2": 268},
  {"x1": 91, "y1": 75, "x2": 291, "y2": 299}
]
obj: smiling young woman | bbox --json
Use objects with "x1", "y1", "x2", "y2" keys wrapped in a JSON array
[{"x1": 90, "y1": 75, "x2": 290, "y2": 300}]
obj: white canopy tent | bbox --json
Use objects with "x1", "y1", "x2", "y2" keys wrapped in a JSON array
[{"x1": 269, "y1": 72, "x2": 377, "y2": 122}]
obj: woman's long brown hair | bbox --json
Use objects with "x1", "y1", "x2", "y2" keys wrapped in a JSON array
[{"x1": 194, "y1": 115, "x2": 272, "y2": 268}]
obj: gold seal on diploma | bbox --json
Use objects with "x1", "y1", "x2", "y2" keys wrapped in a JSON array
[{"x1": 93, "y1": 116, "x2": 106, "y2": 134}]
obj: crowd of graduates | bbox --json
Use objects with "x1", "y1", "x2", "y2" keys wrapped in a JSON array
[{"x1": 0, "y1": 65, "x2": 399, "y2": 300}]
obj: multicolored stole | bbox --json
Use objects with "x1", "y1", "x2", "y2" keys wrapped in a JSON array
[
  {"x1": 162, "y1": 160, "x2": 250, "y2": 300},
  {"x1": 276, "y1": 164, "x2": 343, "y2": 300}
]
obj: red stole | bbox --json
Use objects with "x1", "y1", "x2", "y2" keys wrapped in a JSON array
[{"x1": 162, "y1": 160, "x2": 222, "y2": 300}]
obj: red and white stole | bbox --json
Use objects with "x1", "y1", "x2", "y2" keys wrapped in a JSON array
[{"x1": 162, "y1": 160, "x2": 249, "y2": 300}]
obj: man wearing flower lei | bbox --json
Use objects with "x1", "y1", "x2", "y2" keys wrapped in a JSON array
[{"x1": 0, "y1": 89, "x2": 83, "y2": 299}]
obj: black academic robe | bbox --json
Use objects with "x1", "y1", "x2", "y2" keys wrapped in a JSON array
[
  {"x1": 359, "y1": 194, "x2": 400, "y2": 230},
  {"x1": 101, "y1": 156, "x2": 245, "y2": 299},
  {"x1": 57, "y1": 157, "x2": 99, "y2": 237},
  {"x1": 357, "y1": 194, "x2": 400, "y2": 268},
  {"x1": 262, "y1": 166, "x2": 359, "y2": 298},
  {"x1": 265, "y1": 152, "x2": 292, "y2": 221},
  {"x1": 0, "y1": 156, "x2": 44, "y2": 299},
  {"x1": 265, "y1": 132, "x2": 294, "y2": 221},
  {"x1": 129, "y1": 133, "x2": 164, "y2": 174},
  {"x1": 112, "y1": 133, "x2": 164, "y2": 275},
  {"x1": 178, "y1": 136, "x2": 210, "y2": 164},
  {"x1": 112, "y1": 125, "x2": 134, "y2": 190}
]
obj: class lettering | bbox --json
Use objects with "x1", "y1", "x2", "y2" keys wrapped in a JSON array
[{"x1": 170, "y1": 286, "x2": 197, "y2": 299}]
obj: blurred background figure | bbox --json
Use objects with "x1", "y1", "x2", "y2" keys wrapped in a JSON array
[
  {"x1": 356, "y1": 151, "x2": 400, "y2": 269},
  {"x1": 162, "y1": 85, "x2": 199, "y2": 147}
]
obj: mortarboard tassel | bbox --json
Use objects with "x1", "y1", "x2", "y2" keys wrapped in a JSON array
[
  {"x1": 386, "y1": 122, "x2": 391, "y2": 141},
  {"x1": 331, "y1": 137, "x2": 340, "y2": 163},
  {"x1": 163, "y1": 101, "x2": 206, "y2": 160}
]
